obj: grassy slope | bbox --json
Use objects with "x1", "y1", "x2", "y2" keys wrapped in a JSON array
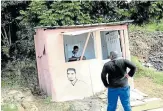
[
  {"x1": 131, "y1": 56, "x2": 163, "y2": 85},
  {"x1": 129, "y1": 20, "x2": 163, "y2": 32}
]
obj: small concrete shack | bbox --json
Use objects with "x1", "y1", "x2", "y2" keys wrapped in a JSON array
[{"x1": 34, "y1": 20, "x2": 134, "y2": 102}]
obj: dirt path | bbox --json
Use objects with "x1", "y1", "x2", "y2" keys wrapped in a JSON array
[
  {"x1": 1, "y1": 87, "x2": 107, "y2": 111},
  {"x1": 134, "y1": 77, "x2": 163, "y2": 99}
]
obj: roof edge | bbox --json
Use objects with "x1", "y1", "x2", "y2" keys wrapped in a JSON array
[{"x1": 34, "y1": 20, "x2": 134, "y2": 29}]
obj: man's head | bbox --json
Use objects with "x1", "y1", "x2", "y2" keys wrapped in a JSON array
[
  {"x1": 73, "y1": 46, "x2": 79, "y2": 54},
  {"x1": 110, "y1": 51, "x2": 119, "y2": 60},
  {"x1": 67, "y1": 68, "x2": 76, "y2": 81}
]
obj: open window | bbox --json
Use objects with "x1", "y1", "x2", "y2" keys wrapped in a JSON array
[
  {"x1": 63, "y1": 29, "x2": 98, "y2": 62},
  {"x1": 100, "y1": 30, "x2": 122, "y2": 60}
]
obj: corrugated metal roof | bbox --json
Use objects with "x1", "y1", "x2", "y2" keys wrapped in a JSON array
[{"x1": 34, "y1": 20, "x2": 134, "y2": 29}]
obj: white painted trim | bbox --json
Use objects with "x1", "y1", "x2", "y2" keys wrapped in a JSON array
[
  {"x1": 80, "y1": 32, "x2": 91, "y2": 60},
  {"x1": 62, "y1": 28, "x2": 104, "y2": 36}
]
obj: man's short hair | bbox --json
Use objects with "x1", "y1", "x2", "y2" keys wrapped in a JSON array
[
  {"x1": 67, "y1": 68, "x2": 76, "y2": 73},
  {"x1": 73, "y1": 46, "x2": 79, "y2": 50},
  {"x1": 110, "y1": 51, "x2": 118, "y2": 59}
]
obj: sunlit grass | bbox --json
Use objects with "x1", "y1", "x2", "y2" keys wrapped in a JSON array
[{"x1": 129, "y1": 20, "x2": 163, "y2": 32}]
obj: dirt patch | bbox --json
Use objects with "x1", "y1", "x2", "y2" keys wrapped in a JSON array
[
  {"x1": 1, "y1": 87, "x2": 107, "y2": 111},
  {"x1": 129, "y1": 30, "x2": 163, "y2": 71},
  {"x1": 2, "y1": 77, "x2": 163, "y2": 111},
  {"x1": 134, "y1": 77, "x2": 163, "y2": 99}
]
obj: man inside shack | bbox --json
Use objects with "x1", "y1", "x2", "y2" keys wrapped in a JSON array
[
  {"x1": 101, "y1": 51, "x2": 136, "y2": 111},
  {"x1": 68, "y1": 46, "x2": 86, "y2": 62},
  {"x1": 68, "y1": 46, "x2": 80, "y2": 62}
]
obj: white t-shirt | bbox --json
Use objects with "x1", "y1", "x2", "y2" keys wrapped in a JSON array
[
  {"x1": 68, "y1": 51, "x2": 79, "y2": 58},
  {"x1": 61, "y1": 79, "x2": 92, "y2": 100}
]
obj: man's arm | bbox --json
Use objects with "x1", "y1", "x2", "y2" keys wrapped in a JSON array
[
  {"x1": 124, "y1": 59, "x2": 136, "y2": 77},
  {"x1": 101, "y1": 65, "x2": 109, "y2": 87},
  {"x1": 68, "y1": 57, "x2": 78, "y2": 61}
]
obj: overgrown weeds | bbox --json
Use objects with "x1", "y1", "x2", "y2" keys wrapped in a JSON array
[
  {"x1": 131, "y1": 56, "x2": 163, "y2": 85},
  {"x1": 129, "y1": 19, "x2": 163, "y2": 32},
  {"x1": 1, "y1": 59, "x2": 38, "y2": 89}
]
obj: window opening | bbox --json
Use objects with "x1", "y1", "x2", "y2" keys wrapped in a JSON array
[
  {"x1": 100, "y1": 30, "x2": 122, "y2": 60},
  {"x1": 63, "y1": 32, "x2": 96, "y2": 62}
]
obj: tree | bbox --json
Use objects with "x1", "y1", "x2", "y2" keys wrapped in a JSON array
[
  {"x1": 19, "y1": 1, "x2": 92, "y2": 26},
  {"x1": 117, "y1": 1, "x2": 163, "y2": 24},
  {"x1": 149, "y1": 1, "x2": 163, "y2": 22},
  {"x1": 80, "y1": 1, "x2": 120, "y2": 23},
  {"x1": 1, "y1": 1, "x2": 29, "y2": 63}
]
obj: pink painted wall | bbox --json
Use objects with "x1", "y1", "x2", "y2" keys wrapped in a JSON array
[
  {"x1": 34, "y1": 29, "x2": 52, "y2": 96},
  {"x1": 34, "y1": 24, "x2": 131, "y2": 101}
]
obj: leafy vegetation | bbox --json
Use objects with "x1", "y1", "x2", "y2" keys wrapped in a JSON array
[
  {"x1": 131, "y1": 56, "x2": 163, "y2": 85},
  {"x1": 1, "y1": 60, "x2": 37, "y2": 89},
  {"x1": 119, "y1": 1, "x2": 163, "y2": 24}
]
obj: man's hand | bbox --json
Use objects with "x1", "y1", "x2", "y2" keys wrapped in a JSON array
[
  {"x1": 77, "y1": 57, "x2": 80, "y2": 61},
  {"x1": 125, "y1": 74, "x2": 130, "y2": 79}
]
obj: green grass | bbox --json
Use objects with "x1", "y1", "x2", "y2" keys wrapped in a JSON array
[
  {"x1": 2, "y1": 104, "x2": 18, "y2": 111},
  {"x1": 44, "y1": 96, "x2": 52, "y2": 104},
  {"x1": 131, "y1": 56, "x2": 163, "y2": 85},
  {"x1": 129, "y1": 20, "x2": 163, "y2": 32},
  {"x1": 132, "y1": 100, "x2": 163, "y2": 111}
]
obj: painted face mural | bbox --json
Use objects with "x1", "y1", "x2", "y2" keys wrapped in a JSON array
[
  {"x1": 67, "y1": 68, "x2": 77, "y2": 83},
  {"x1": 67, "y1": 68, "x2": 88, "y2": 87},
  {"x1": 63, "y1": 68, "x2": 92, "y2": 100}
]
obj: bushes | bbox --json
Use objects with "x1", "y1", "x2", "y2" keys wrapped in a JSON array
[
  {"x1": 1, "y1": 60, "x2": 38, "y2": 89},
  {"x1": 131, "y1": 56, "x2": 163, "y2": 85}
]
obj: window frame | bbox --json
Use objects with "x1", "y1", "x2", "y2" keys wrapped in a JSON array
[
  {"x1": 100, "y1": 29, "x2": 124, "y2": 60},
  {"x1": 62, "y1": 31, "x2": 97, "y2": 63}
]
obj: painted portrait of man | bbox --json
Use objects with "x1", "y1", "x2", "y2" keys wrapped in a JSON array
[
  {"x1": 67, "y1": 68, "x2": 86, "y2": 86},
  {"x1": 60, "y1": 68, "x2": 92, "y2": 100}
]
